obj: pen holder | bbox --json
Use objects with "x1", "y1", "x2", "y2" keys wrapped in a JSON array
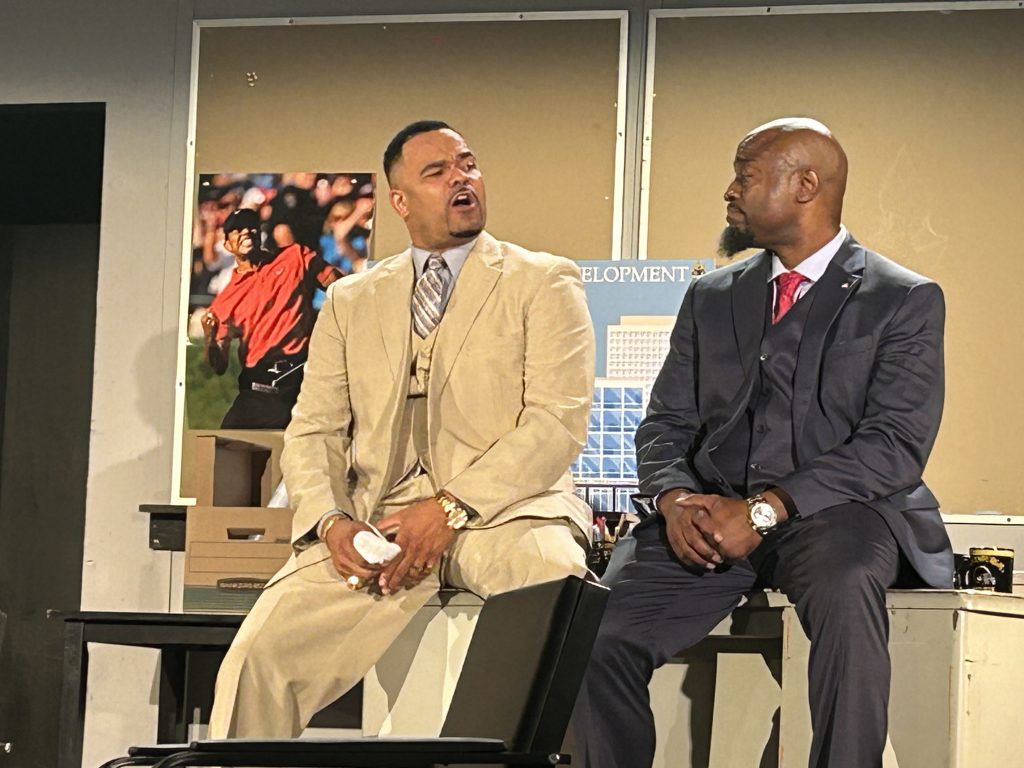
[{"x1": 587, "y1": 540, "x2": 617, "y2": 578}]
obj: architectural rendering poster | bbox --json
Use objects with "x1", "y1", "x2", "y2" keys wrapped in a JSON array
[
  {"x1": 572, "y1": 258, "x2": 712, "y2": 510},
  {"x1": 184, "y1": 172, "x2": 375, "y2": 430}
]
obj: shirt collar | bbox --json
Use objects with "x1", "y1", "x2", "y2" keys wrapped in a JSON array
[
  {"x1": 768, "y1": 225, "x2": 847, "y2": 284},
  {"x1": 411, "y1": 237, "x2": 478, "y2": 284}
]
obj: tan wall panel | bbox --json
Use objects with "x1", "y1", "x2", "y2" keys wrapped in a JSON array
[
  {"x1": 197, "y1": 19, "x2": 621, "y2": 261},
  {"x1": 647, "y1": 10, "x2": 1024, "y2": 514}
]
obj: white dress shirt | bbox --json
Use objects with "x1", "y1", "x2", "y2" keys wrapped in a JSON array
[{"x1": 768, "y1": 225, "x2": 847, "y2": 304}]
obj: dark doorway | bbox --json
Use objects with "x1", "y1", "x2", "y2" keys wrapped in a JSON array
[{"x1": 0, "y1": 102, "x2": 104, "y2": 768}]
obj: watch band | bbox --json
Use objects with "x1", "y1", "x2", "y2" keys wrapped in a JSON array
[{"x1": 436, "y1": 491, "x2": 470, "y2": 530}]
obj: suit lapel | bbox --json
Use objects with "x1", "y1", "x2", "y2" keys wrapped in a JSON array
[
  {"x1": 702, "y1": 252, "x2": 771, "y2": 453},
  {"x1": 791, "y1": 236, "x2": 865, "y2": 441},
  {"x1": 369, "y1": 252, "x2": 415, "y2": 512},
  {"x1": 732, "y1": 251, "x2": 772, "y2": 380},
  {"x1": 371, "y1": 251, "x2": 415, "y2": 380},
  {"x1": 428, "y1": 233, "x2": 503, "y2": 401}
]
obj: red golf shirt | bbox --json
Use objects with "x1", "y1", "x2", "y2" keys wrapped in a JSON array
[{"x1": 209, "y1": 243, "x2": 333, "y2": 369}]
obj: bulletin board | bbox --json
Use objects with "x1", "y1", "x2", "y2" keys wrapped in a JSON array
[
  {"x1": 194, "y1": 15, "x2": 626, "y2": 261},
  {"x1": 174, "y1": 12, "x2": 627, "y2": 502},
  {"x1": 642, "y1": 6, "x2": 1024, "y2": 514}
]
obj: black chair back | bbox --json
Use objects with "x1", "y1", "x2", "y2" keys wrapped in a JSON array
[{"x1": 440, "y1": 575, "x2": 608, "y2": 755}]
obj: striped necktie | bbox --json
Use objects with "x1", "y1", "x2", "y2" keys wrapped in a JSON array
[{"x1": 412, "y1": 253, "x2": 451, "y2": 338}]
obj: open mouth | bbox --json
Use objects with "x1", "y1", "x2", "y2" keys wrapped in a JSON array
[{"x1": 450, "y1": 190, "x2": 477, "y2": 209}]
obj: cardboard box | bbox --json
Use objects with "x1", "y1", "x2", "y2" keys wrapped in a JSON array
[
  {"x1": 183, "y1": 506, "x2": 293, "y2": 613},
  {"x1": 193, "y1": 435, "x2": 273, "y2": 507},
  {"x1": 180, "y1": 429, "x2": 283, "y2": 503}
]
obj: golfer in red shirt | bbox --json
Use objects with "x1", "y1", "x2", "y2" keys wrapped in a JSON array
[{"x1": 202, "y1": 208, "x2": 342, "y2": 428}]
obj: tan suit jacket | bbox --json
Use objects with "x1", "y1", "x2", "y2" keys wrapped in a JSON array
[{"x1": 275, "y1": 232, "x2": 595, "y2": 582}]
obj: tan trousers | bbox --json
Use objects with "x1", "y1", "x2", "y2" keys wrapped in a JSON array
[{"x1": 207, "y1": 517, "x2": 588, "y2": 738}]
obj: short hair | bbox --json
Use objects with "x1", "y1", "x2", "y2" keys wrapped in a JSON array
[{"x1": 383, "y1": 120, "x2": 455, "y2": 185}]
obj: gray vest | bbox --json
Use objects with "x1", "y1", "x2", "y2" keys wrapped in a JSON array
[{"x1": 716, "y1": 282, "x2": 816, "y2": 495}]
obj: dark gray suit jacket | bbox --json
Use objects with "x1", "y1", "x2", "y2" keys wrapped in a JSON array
[{"x1": 636, "y1": 234, "x2": 953, "y2": 588}]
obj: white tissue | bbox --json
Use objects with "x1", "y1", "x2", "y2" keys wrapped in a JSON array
[{"x1": 353, "y1": 530, "x2": 402, "y2": 565}]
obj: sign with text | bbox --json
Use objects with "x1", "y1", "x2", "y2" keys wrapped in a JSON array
[{"x1": 578, "y1": 259, "x2": 712, "y2": 377}]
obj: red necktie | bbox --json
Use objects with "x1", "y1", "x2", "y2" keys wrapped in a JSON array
[{"x1": 773, "y1": 271, "x2": 807, "y2": 324}]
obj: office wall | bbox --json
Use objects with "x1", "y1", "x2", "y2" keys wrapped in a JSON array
[
  {"x1": 645, "y1": 8, "x2": 1024, "y2": 514},
  {"x1": 0, "y1": 2, "x2": 192, "y2": 763}
]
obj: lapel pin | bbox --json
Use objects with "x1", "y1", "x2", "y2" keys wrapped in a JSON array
[{"x1": 841, "y1": 282, "x2": 850, "y2": 289}]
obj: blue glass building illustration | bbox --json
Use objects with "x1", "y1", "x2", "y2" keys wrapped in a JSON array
[
  {"x1": 570, "y1": 259, "x2": 709, "y2": 516},
  {"x1": 571, "y1": 379, "x2": 644, "y2": 486}
]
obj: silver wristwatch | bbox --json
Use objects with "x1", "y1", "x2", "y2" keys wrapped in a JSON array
[{"x1": 746, "y1": 494, "x2": 778, "y2": 535}]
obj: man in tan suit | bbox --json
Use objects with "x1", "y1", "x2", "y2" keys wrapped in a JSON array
[{"x1": 208, "y1": 120, "x2": 595, "y2": 737}]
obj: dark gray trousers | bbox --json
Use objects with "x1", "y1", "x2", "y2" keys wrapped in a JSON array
[{"x1": 573, "y1": 503, "x2": 901, "y2": 768}]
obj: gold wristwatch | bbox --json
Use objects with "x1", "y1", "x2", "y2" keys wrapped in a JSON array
[{"x1": 436, "y1": 491, "x2": 470, "y2": 530}]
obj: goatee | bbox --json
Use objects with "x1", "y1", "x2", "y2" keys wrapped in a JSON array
[{"x1": 718, "y1": 225, "x2": 757, "y2": 258}]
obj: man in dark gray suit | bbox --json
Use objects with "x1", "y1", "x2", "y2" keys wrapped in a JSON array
[{"x1": 574, "y1": 118, "x2": 953, "y2": 768}]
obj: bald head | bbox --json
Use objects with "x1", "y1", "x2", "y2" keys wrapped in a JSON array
[
  {"x1": 721, "y1": 117, "x2": 849, "y2": 262},
  {"x1": 740, "y1": 118, "x2": 848, "y2": 225}
]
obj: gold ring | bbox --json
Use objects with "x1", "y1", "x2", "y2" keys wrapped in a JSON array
[{"x1": 346, "y1": 575, "x2": 364, "y2": 590}]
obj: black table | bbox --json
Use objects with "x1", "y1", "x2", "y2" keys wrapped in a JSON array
[
  {"x1": 55, "y1": 610, "x2": 362, "y2": 768},
  {"x1": 54, "y1": 611, "x2": 242, "y2": 768}
]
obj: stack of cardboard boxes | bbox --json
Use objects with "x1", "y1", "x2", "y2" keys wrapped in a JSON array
[{"x1": 183, "y1": 436, "x2": 293, "y2": 613}]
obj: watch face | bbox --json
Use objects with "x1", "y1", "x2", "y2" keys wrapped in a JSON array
[{"x1": 750, "y1": 501, "x2": 777, "y2": 529}]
